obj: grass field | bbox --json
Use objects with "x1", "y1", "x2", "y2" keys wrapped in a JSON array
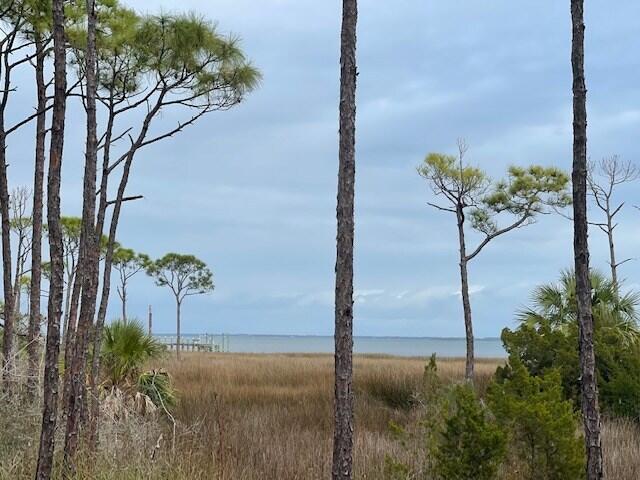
[{"x1": 1, "y1": 353, "x2": 639, "y2": 479}]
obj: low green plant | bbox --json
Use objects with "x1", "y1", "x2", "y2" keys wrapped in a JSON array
[
  {"x1": 489, "y1": 358, "x2": 584, "y2": 480},
  {"x1": 502, "y1": 270, "x2": 640, "y2": 417},
  {"x1": 434, "y1": 384, "x2": 506, "y2": 480},
  {"x1": 138, "y1": 369, "x2": 177, "y2": 408},
  {"x1": 101, "y1": 319, "x2": 165, "y2": 389}
]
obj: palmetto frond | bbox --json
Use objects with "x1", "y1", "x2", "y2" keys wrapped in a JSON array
[{"x1": 517, "y1": 269, "x2": 640, "y2": 345}]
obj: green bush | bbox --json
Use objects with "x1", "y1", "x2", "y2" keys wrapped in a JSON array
[
  {"x1": 138, "y1": 369, "x2": 176, "y2": 408},
  {"x1": 435, "y1": 384, "x2": 506, "y2": 480},
  {"x1": 489, "y1": 358, "x2": 584, "y2": 479},
  {"x1": 101, "y1": 319, "x2": 164, "y2": 388},
  {"x1": 501, "y1": 270, "x2": 640, "y2": 417}
]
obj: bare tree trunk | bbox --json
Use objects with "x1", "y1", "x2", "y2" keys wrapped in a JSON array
[
  {"x1": 176, "y1": 299, "x2": 181, "y2": 360},
  {"x1": 571, "y1": 1, "x2": 603, "y2": 478},
  {"x1": 13, "y1": 241, "x2": 23, "y2": 319},
  {"x1": 27, "y1": 37, "x2": 47, "y2": 398},
  {"x1": 456, "y1": 205, "x2": 474, "y2": 381},
  {"x1": 27, "y1": 38, "x2": 47, "y2": 397},
  {"x1": 0, "y1": 135, "x2": 14, "y2": 389},
  {"x1": 62, "y1": 272, "x2": 80, "y2": 416},
  {"x1": 35, "y1": 0, "x2": 67, "y2": 476},
  {"x1": 64, "y1": 0, "x2": 99, "y2": 466},
  {"x1": 121, "y1": 282, "x2": 126, "y2": 323},
  {"x1": 606, "y1": 206, "x2": 617, "y2": 288},
  {"x1": 332, "y1": 1, "x2": 357, "y2": 478},
  {"x1": 87, "y1": 140, "x2": 133, "y2": 448},
  {"x1": 61, "y1": 265, "x2": 74, "y2": 344}
]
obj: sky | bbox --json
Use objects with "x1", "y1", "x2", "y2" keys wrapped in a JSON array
[{"x1": 7, "y1": 0, "x2": 640, "y2": 337}]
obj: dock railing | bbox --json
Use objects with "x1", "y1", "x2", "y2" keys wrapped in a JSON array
[{"x1": 154, "y1": 333, "x2": 230, "y2": 352}]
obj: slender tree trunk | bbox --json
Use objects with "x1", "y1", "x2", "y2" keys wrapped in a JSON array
[
  {"x1": 606, "y1": 208, "x2": 617, "y2": 288},
  {"x1": 61, "y1": 267, "x2": 74, "y2": 344},
  {"x1": 35, "y1": 0, "x2": 67, "y2": 475},
  {"x1": 176, "y1": 299, "x2": 181, "y2": 360},
  {"x1": 332, "y1": 1, "x2": 357, "y2": 478},
  {"x1": 121, "y1": 283, "x2": 127, "y2": 323},
  {"x1": 0, "y1": 134, "x2": 14, "y2": 388},
  {"x1": 64, "y1": 0, "x2": 99, "y2": 466},
  {"x1": 62, "y1": 271, "x2": 80, "y2": 416},
  {"x1": 13, "y1": 242, "x2": 23, "y2": 319},
  {"x1": 87, "y1": 138, "x2": 132, "y2": 448},
  {"x1": 456, "y1": 205, "x2": 474, "y2": 381},
  {"x1": 571, "y1": 1, "x2": 603, "y2": 478},
  {"x1": 27, "y1": 35, "x2": 47, "y2": 399}
]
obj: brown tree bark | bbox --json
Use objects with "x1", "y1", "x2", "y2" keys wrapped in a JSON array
[
  {"x1": 176, "y1": 298, "x2": 181, "y2": 360},
  {"x1": 0, "y1": 42, "x2": 14, "y2": 386},
  {"x1": 571, "y1": 1, "x2": 603, "y2": 478},
  {"x1": 35, "y1": 0, "x2": 67, "y2": 476},
  {"x1": 62, "y1": 267, "x2": 81, "y2": 415},
  {"x1": 456, "y1": 205, "x2": 474, "y2": 381},
  {"x1": 332, "y1": 1, "x2": 357, "y2": 478},
  {"x1": 27, "y1": 35, "x2": 48, "y2": 398},
  {"x1": 64, "y1": 0, "x2": 99, "y2": 466},
  {"x1": 0, "y1": 130, "x2": 14, "y2": 387},
  {"x1": 87, "y1": 113, "x2": 117, "y2": 448}
]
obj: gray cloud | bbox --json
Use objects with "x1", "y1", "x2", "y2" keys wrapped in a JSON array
[{"x1": 5, "y1": 0, "x2": 640, "y2": 338}]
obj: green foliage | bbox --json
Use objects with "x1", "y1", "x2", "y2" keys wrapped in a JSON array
[
  {"x1": 135, "y1": 13, "x2": 260, "y2": 98},
  {"x1": 146, "y1": 253, "x2": 214, "y2": 302},
  {"x1": 418, "y1": 145, "x2": 570, "y2": 242},
  {"x1": 101, "y1": 319, "x2": 164, "y2": 388},
  {"x1": 138, "y1": 369, "x2": 176, "y2": 408},
  {"x1": 383, "y1": 454, "x2": 411, "y2": 480},
  {"x1": 113, "y1": 247, "x2": 149, "y2": 278},
  {"x1": 474, "y1": 165, "x2": 571, "y2": 235},
  {"x1": 502, "y1": 270, "x2": 640, "y2": 417},
  {"x1": 488, "y1": 359, "x2": 584, "y2": 480},
  {"x1": 418, "y1": 152, "x2": 489, "y2": 206},
  {"x1": 434, "y1": 385, "x2": 506, "y2": 480}
]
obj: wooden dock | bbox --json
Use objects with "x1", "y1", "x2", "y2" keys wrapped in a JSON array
[{"x1": 155, "y1": 334, "x2": 230, "y2": 353}]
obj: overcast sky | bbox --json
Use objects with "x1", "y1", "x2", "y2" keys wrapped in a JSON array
[{"x1": 8, "y1": 1, "x2": 640, "y2": 337}]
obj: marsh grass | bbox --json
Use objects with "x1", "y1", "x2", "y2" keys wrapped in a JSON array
[{"x1": 1, "y1": 353, "x2": 639, "y2": 479}]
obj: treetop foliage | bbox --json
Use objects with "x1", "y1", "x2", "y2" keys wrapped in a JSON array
[
  {"x1": 146, "y1": 253, "x2": 214, "y2": 301},
  {"x1": 419, "y1": 145, "x2": 571, "y2": 236}
]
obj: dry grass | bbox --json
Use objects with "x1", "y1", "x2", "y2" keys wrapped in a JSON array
[
  {"x1": 1, "y1": 353, "x2": 639, "y2": 479},
  {"x1": 149, "y1": 355, "x2": 495, "y2": 478}
]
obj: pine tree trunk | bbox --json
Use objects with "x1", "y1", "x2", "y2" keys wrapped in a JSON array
[
  {"x1": 64, "y1": 0, "x2": 99, "y2": 466},
  {"x1": 27, "y1": 36, "x2": 47, "y2": 398},
  {"x1": 0, "y1": 134, "x2": 14, "y2": 389},
  {"x1": 570, "y1": 1, "x2": 603, "y2": 478},
  {"x1": 121, "y1": 284, "x2": 127, "y2": 323},
  {"x1": 606, "y1": 211, "x2": 617, "y2": 289},
  {"x1": 35, "y1": 0, "x2": 67, "y2": 476},
  {"x1": 176, "y1": 299, "x2": 181, "y2": 360},
  {"x1": 87, "y1": 140, "x2": 133, "y2": 448},
  {"x1": 332, "y1": 1, "x2": 357, "y2": 478},
  {"x1": 62, "y1": 271, "x2": 81, "y2": 416},
  {"x1": 456, "y1": 204, "x2": 474, "y2": 381}
]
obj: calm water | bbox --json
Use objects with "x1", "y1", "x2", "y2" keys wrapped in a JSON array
[{"x1": 155, "y1": 334, "x2": 505, "y2": 358}]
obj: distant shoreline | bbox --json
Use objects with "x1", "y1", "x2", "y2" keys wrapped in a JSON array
[{"x1": 154, "y1": 333, "x2": 502, "y2": 341}]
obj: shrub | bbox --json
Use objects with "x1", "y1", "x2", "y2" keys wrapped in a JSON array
[
  {"x1": 489, "y1": 358, "x2": 584, "y2": 480},
  {"x1": 101, "y1": 319, "x2": 164, "y2": 389},
  {"x1": 138, "y1": 369, "x2": 177, "y2": 408},
  {"x1": 435, "y1": 384, "x2": 506, "y2": 480},
  {"x1": 502, "y1": 270, "x2": 640, "y2": 418}
]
